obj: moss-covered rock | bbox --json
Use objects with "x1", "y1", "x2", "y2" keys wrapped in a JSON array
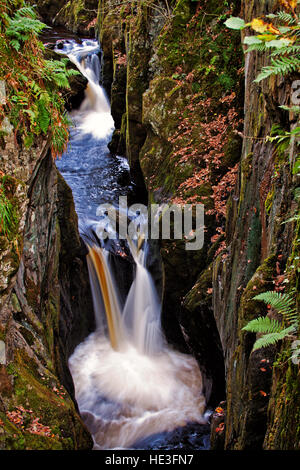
[
  {"x1": 210, "y1": 0, "x2": 299, "y2": 451},
  {"x1": 0, "y1": 132, "x2": 93, "y2": 449},
  {"x1": 34, "y1": 0, "x2": 98, "y2": 36}
]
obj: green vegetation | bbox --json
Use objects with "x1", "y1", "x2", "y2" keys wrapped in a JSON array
[
  {"x1": 0, "y1": 0, "x2": 79, "y2": 157},
  {"x1": 243, "y1": 291, "x2": 298, "y2": 351},
  {"x1": 0, "y1": 179, "x2": 13, "y2": 236},
  {"x1": 225, "y1": 5, "x2": 300, "y2": 83},
  {"x1": 226, "y1": 0, "x2": 300, "y2": 359}
]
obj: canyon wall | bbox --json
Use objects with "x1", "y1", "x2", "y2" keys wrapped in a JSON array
[
  {"x1": 34, "y1": 0, "x2": 98, "y2": 35},
  {"x1": 0, "y1": 131, "x2": 94, "y2": 449},
  {"x1": 211, "y1": 0, "x2": 299, "y2": 450},
  {"x1": 98, "y1": 0, "x2": 299, "y2": 450}
]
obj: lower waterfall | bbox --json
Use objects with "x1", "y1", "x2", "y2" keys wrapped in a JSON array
[{"x1": 55, "y1": 37, "x2": 208, "y2": 450}]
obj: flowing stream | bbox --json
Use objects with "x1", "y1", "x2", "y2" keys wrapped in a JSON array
[{"x1": 55, "y1": 38, "x2": 209, "y2": 450}]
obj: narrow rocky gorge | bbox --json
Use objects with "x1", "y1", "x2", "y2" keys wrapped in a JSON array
[{"x1": 0, "y1": 0, "x2": 299, "y2": 451}]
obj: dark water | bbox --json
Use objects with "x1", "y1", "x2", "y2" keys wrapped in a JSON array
[{"x1": 56, "y1": 131, "x2": 133, "y2": 221}]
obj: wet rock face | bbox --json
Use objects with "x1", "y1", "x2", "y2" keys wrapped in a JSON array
[
  {"x1": 99, "y1": 0, "x2": 299, "y2": 450},
  {"x1": 0, "y1": 133, "x2": 93, "y2": 449},
  {"x1": 210, "y1": 0, "x2": 299, "y2": 450},
  {"x1": 180, "y1": 263, "x2": 225, "y2": 408},
  {"x1": 35, "y1": 0, "x2": 98, "y2": 37}
]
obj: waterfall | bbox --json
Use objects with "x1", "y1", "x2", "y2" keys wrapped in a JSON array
[
  {"x1": 122, "y1": 239, "x2": 164, "y2": 355},
  {"x1": 55, "y1": 38, "x2": 207, "y2": 450},
  {"x1": 55, "y1": 39, "x2": 114, "y2": 139},
  {"x1": 87, "y1": 239, "x2": 164, "y2": 355},
  {"x1": 88, "y1": 246, "x2": 125, "y2": 350}
]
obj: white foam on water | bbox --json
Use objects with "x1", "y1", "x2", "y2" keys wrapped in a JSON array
[
  {"x1": 55, "y1": 39, "x2": 114, "y2": 140},
  {"x1": 69, "y1": 332, "x2": 206, "y2": 449}
]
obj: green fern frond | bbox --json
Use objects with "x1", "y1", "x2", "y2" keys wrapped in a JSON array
[
  {"x1": 0, "y1": 191, "x2": 13, "y2": 236},
  {"x1": 9, "y1": 38, "x2": 20, "y2": 51},
  {"x1": 276, "y1": 11, "x2": 297, "y2": 25},
  {"x1": 254, "y1": 57, "x2": 300, "y2": 82},
  {"x1": 244, "y1": 290, "x2": 298, "y2": 353},
  {"x1": 252, "y1": 325, "x2": 296, "y2": 350},
  {"x1": 271, "y1": 45, "x2": 300, "y2": 56},
  {"x1": 65, "y1": 68, "x2": 80, "y2": 77},
  {"x1": 5, "y1": 5, "x2": 47, "y2": 45},
  {"x1": 13, "y1": 6, "x2": 36, "y2": 19},
  {"x1": 52, "y1": 73, "x2": 70, "y2": 88},
  {"x1": 37, "y1": 99, "x2": 50, "y2": 134},
  {"x1": 242, "y1": 316, "x2": 283, "y2": 334},
  {"x1": 253, "y1": 291, "x2": 298, "y2": 325},
  {"x1": 245, "y1": 43, "x2": 268, "y2": 54}
]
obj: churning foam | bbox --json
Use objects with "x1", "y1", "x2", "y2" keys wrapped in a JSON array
[
  {"x1": 69, "y1": 240, "x2": 207, "y2": 449},
  {"x1": 69, "y1": 333, "x2": 206, "y2": 449}
]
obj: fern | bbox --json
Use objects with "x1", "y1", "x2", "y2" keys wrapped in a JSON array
[
  {"x1": 270, "y1": 45, "x2": 300, "y2": 56},
  {"x1": 0, "y1": 192, "x2": 12, "y2": 236},
  {"x1": 12, "y1": 5, "x2": 36, "y2": 19},
  {"x1": 251, "y1": 326, "x2": 296, "y2": 351},
  {"x1": 0, "y1": 1, "x2": 79, "y2": 157},
  {"x1": 37, "y1": 99, "x2": 50, "y2": 134},
  {"x1": 243, "y1": 316, "x2": 283, "y2": 334},
  {"x1": 254, "y1": 56, "x2": 300, "y2": 82},
  {"x1": 5, "y1": 8, "x2": 47, "y2": 50},
  {"x1": 243, "y1": 290, "x2": 298, "y2": 351},
  {"x1": 43, "y1": 59, "x2": 80, "y2": 89},
  {"x1": 226, "y1": 9, "x2": 300, "y2": 82},
  {"x1": 0, "y1": 178, "x2": 13, "y2": 236},
  {"x1": 254, "y1": 291, "x2": 298, "y2": 325},
  {"x1": 275, "y1": 11, "x2": 297, "y2": 24}
]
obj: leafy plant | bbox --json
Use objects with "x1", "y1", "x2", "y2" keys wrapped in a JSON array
[
  {"x1": 225, "y1": 0, "x2": 300, "y2": 82},
  {"x1": 225, "y1": 2, "x2": 300, "y2": 358},
  {"x1": 0, "y1": 1, "x2": 79, "y2": 158},
  {"x1": 3, "y1": 4, "x2": 46, "y2": 51},
  {"x1": 0, "y1": 183, "x2": 13, "y2": 236},
  {"x1": 243, "y1": 291, "x2": 298, "y2": 351}
]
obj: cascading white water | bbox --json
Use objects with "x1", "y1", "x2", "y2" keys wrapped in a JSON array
[
  {"x1": 122, "y1": 239, "x2": 164, "y2": 355},
  {"x1": 55, "y1": 39, "x2": 114, "y2": 139},
  {"x1": 56, "y1": 38, "x2": 207, "y2": 450}
]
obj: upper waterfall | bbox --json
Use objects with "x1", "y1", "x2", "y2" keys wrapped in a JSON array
[{"x1": 55, "y1": 39, "x2": 114, "y2": 139}]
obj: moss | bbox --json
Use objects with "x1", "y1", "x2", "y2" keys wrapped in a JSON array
[
  {"x1": 265, "y1": 188, "x2": 275, "y2": 214},
  {"x1": 3, "y1": 349, "x2": 92, "y2": 450},
  {"x1": 264, "y1": 359, "x2": 300, "y2": 449},
  {"x1": 0, "y1": 412, "x2": 64, "y2": 450},
  {"x1": 0, "y1": 175, "x2": 24, "y2": 242},
  {"x1": 239, "y1": 254, "x2": 277, "y2": 325},
  {"x1": 54, "y1": 0, "x2": 94, "y2": 34}
]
